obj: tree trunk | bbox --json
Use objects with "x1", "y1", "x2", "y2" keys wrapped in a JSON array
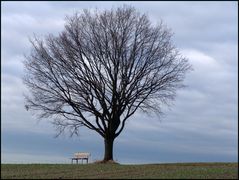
[{"x1": 103, "y1": 138, "x2": 114, "y2": 161}]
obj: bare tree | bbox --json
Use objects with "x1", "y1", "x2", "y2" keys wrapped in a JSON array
[{"x1": 23, "y1": 6, "x2": 191, "y2": 162}]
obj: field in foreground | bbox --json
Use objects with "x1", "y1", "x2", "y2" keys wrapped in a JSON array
[{"x1": 1, "y1": 162, "x2": 238, "y2": 179}]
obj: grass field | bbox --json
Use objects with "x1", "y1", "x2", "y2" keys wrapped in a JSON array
[{"x1": 1, "y1": 162, "x2": 238, "y2": 179}]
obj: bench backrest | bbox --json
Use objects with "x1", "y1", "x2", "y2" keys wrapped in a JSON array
[{"x1": 74, "y1": 152, "x2": 90, "y2": 158}]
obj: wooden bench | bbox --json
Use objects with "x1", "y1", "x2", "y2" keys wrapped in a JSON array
[{"x1": 71, "y1": 152, "x2": 90, "y2": 164}]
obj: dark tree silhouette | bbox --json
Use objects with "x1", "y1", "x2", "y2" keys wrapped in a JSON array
[{"x1": 23, "y1": 6, "x2": 191, "y2": 162}]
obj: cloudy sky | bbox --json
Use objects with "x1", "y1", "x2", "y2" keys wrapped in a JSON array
[{"x1": 1, "y1": 1, "x2": 238, "y2": 164}]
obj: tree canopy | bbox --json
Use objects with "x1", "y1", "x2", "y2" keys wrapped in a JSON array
[{"x1": 24, "y1": 6, "x2": 191, "y2": 162}]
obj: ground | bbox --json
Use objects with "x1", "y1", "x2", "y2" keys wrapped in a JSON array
[{"x1": 1, "y1": 162, "x2": 238, "y2": 179}]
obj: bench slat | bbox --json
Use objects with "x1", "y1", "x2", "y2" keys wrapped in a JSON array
[{"x1": 74, "y1": 152, "x2": 90, "y2": 159}]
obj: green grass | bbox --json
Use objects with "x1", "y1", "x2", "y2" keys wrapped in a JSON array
[{"x1": 1, "y1": 162, "x2": 238, "y2": 179}]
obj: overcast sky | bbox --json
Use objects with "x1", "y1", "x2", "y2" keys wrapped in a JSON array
[{"x1": 1, "y1": 1, "x2": 238, "y2": 164}]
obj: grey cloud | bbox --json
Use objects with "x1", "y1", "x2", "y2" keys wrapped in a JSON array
[{"x1": 1, "y1": 1, "x2": 237, "y2": 163}]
